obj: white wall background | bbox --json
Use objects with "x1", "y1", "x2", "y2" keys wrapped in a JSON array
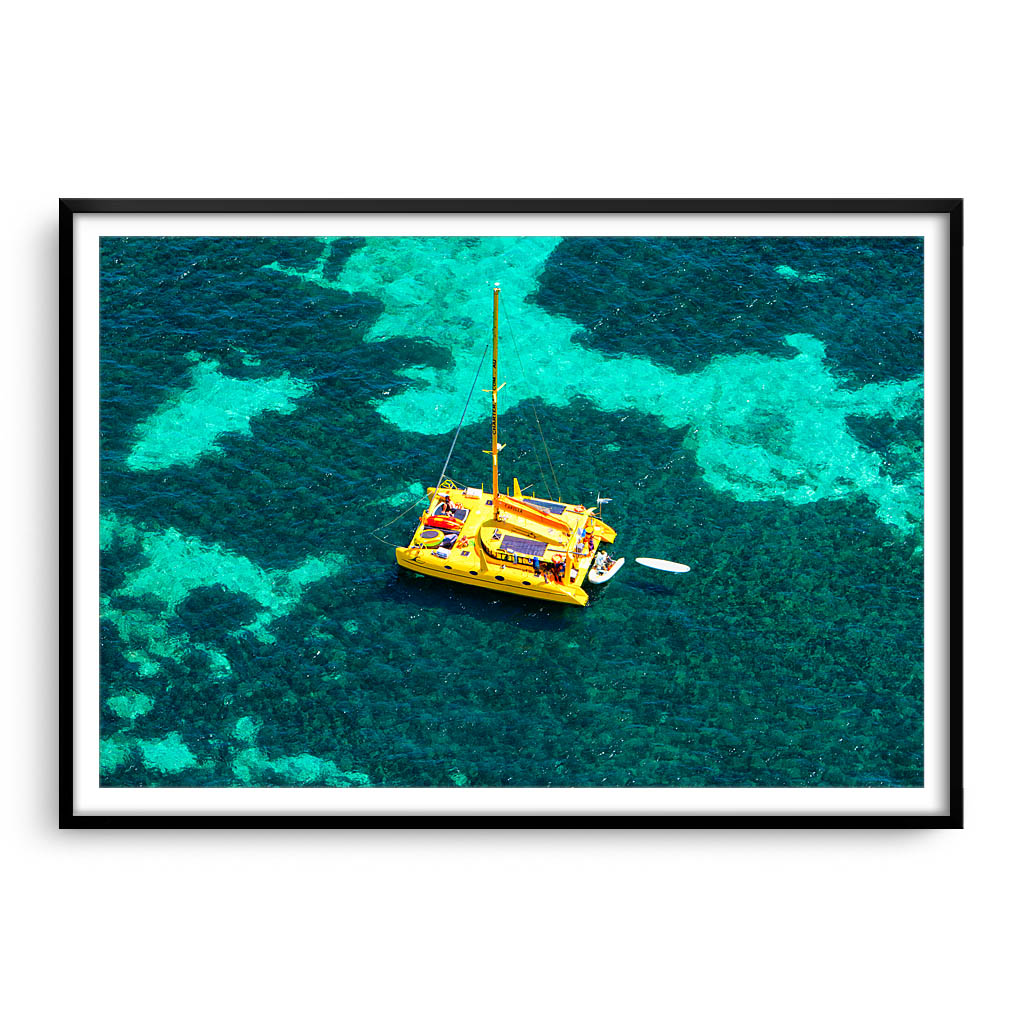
[{"x1": 4, "y1": 2, "x2": 1016, "y2": 1021}]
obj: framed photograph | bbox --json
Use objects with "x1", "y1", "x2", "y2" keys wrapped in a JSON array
[{"x1": 66, "y1": 199, "x2": 962, "y2": 826}]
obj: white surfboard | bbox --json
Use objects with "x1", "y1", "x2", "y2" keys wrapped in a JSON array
[
  {"x1": 588, "y1": 556, "x2": 625, "y2": 584},
  {"x1": 635, "y1": 557, "x2": 691, "y2": 573}
]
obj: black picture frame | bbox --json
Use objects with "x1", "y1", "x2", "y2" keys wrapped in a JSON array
[{"x1": 63, "y1": 198, "x2": 963, "y2": 828}]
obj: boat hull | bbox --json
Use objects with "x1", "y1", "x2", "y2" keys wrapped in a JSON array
[{"x1": 396, "y1": 545, "x2": 589, "y2": 606}]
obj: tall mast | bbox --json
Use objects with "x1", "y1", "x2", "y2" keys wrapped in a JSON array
[{"x1": 490, "y1": 284, "x2": 501, "y2": 511}]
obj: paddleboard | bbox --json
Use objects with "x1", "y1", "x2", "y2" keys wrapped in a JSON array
[
  {"x1": 588, "y1": 556, "x2": 625, "y2": 584},
  {"x1": 635, "y1": 557, "x2": 691, "y2": 573}
]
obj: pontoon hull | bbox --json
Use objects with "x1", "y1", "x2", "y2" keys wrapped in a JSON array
[{"x1": 396, "y1": 545, "x2": 590, "y2": 606}]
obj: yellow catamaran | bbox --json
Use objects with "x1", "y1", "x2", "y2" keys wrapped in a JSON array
[{"x1": 395, "y1": 284, "x2": 616, "y2": 606}]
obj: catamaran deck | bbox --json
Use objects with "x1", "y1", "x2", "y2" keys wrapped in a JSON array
[{"x1": 396, "y1": 484, "x2": 608, "y2": 606}]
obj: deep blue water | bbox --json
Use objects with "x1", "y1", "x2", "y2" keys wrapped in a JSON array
[{"x1": 98, "y1": 235, "x2": 924, "y2": 787}]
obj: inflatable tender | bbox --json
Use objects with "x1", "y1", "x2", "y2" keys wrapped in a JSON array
[{"x1": 589, "y1": 556, "x2": 624, "y2": 584}]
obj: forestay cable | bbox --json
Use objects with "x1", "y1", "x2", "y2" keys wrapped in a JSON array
[
  {"x1": 500, "y1": 295, "x2": 562, "y2": 501},
  {"x1": 372, "y1": 331, "x2": 490, "y2": 545},
  {"x1": 433, "y1": 329, "x2": 491, "y2": 493}
]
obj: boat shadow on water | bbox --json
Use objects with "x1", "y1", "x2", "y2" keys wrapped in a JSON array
[{"x1": 618, "y1": 577, "x2": 677, "y2": 598}]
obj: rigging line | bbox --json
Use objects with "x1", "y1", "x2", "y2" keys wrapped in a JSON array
[
  {"x1": 433, "y1": 327, "x2": 492, "y2": 494},
  {"x1": 372, "y1": 472, "x2": 467, "y2": 542},
  {"x1": 368, "y1": 475, "x2": 464, "y2": 548},
  {"x1": 507, "y1": 379, "x2": 551, "y2": 500},
  {"x1": 500, "y1": 296, "x2": 562, "y2": 501},
  {"x1": 373, "y1": 493, "x2": 433, "y2": 540},
  {"x1": 498, "y1": 296, "x2": 552, "y2": 498},
  {"x1": 370, "y1": 333, "x2": 486, "y2": 545}
]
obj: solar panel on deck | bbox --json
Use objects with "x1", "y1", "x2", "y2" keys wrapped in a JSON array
[
  {"x1": 523, "y1": 498, "x2": 567, "y2": 515},
  {"x1": 499, "y1": 535, "x2": 547, "y2": 558}
]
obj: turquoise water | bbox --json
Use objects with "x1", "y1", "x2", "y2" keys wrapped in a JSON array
[{"x1": 99, "y1": 235, "x2": 924, "y2": 787}]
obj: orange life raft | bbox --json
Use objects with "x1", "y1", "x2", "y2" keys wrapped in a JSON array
[{"x1": 425, "y1": 514, "x2": 464, "y2": 531}]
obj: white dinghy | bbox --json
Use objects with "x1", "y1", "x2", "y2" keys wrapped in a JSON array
[{"x1": 588, "y1": 555, "x2": 625, "y2": 584}]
